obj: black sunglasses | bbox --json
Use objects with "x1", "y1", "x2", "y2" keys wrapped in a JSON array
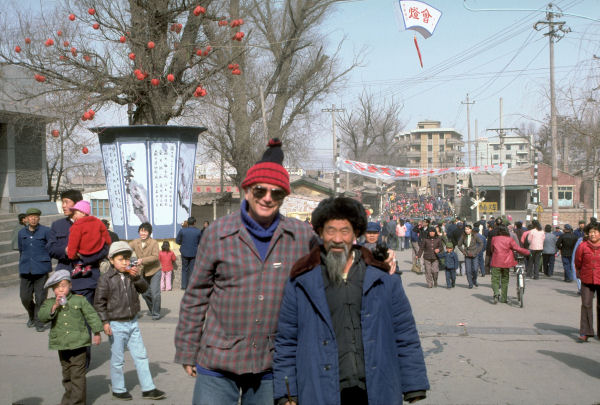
[{"x1": 251, "y1": 185, "x2": 287, "y2": 201}]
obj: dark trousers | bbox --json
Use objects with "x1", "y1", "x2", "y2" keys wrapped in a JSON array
[
  {"x1": 142, "y1": 271, "x2": 162, "y2": 319},
  {"x1": 59, "y1": 346, "x2": 88, "y2": 405},
  {"x1": 580, "y1": 283, "x2": 600, "y2": 337},
  {"x1": 19, "y1": 273, "x2": 48, "y2": 327},
  {"x1": 71, "y1": 287, "x2": 96, "y2": 370},
  {"x1": 341, "y1": 387, "x2": 368, "y2": 405},
  {"x1": 181, "y1": 256, "x2": 196, "y2": 289},
  {"x1": 478, "y1": 254, "x2": 486, "y2": 276},
  {"x1": 445, "y1": 269, "x2": 456, "y2": 288},
  {"x1": 465, "y1": 257, "x2": 479, "y2": 287},
  {"x1": 527, "y1": 250, "x2": 542, "y2": 278},
  {"x1": 542, "y1": 253, "x2": 556, "y2": 276},
  {"x1": 562, "y1": 256, "x2": 573, "y2": 281}
]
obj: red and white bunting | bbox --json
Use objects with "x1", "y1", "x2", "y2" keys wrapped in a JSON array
[{"x1": 337, "y1": 158, "x2": 507, "y2": 183}]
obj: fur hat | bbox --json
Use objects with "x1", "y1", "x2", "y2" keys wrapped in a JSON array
[
  {"x1": 241, "y1": 138, "x2": 290, "y2": 194},
  {"x1": 311, "y1": 197, "x2": 367, "y2": 236}
]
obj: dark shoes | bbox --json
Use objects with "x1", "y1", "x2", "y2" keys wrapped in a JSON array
[
  {"x1": 578, "y1": 335, "x2": 589, "y2": 343},
  {"x1": 142, "y1": 389, "x2": 166, "y2": 400},
  {"x1": 112, "y1": 391, "x2": 133, "y2": 400},
  {"x1": 35, "y1": 323, "x2": 49, "y2": 332},
  {"x1": 493, "y1": 295, "x2": 499, "y2": 304},
  {"x1": 26, "y1": 319, "x2": 35, "y2": 328}
]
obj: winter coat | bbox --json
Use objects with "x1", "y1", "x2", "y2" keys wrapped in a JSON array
[
  {"x1": 526, "y1": 229, "x2": 545, "y2": 251},
  {"x1": 542, "y1": 232, "x2": 558, "y2": 254},
  {"x1": 18, "y1": 225, "x2": 52, "y2": 275},
  {"x1": 38, "y1": 293, "x2": 103, "y2": 350},
  {"x1": 273, "y1": 247, "x2": 429, "y2": 405},
  {"x1": 176, "y1": 226, "x2": 203, "y2": 258},
  {"x1": 574, "y1": 240, "x2": 600, "y2": 285},
  {"x1": 556, "y1": 232, "x2": 578, "y2": 257},
  {"x1": 417, "y1": 235, "x2": 444, "y2": 261},
  {"x1": 159, "y1": 250, "x2": 176, "y2": 272},
  {"x1": 457, "y1": 233, "x2": 483, "y2": 258},
  {"x1": 129, "y1": 238, "x2": 160, "y2": 277},
  {"x1": 93, "y1": 266, "x2": 148, "y2": 322},
  {"x1": 437, "y1": 251, "x2": 459, "y2": 270},
  {"x1": 67, "y1": 215, "x2": 112, "y2": 258},
  {"x1": 490, "y1": 235, "x2": 530, "y2": 268}
]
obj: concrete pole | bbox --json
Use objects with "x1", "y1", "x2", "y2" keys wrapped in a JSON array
[
  {"x1": 499, "y1": 98, "x2": 505, "y2": 216},
  {"x1": 549, "y1": 9, "x2": 559, "y2": 226},
  {"x1": 462, "y1": 94, "x2": 475, "y2": 167},
  {"x1": 474, "y1": 119, "x2": 478, "y2": 166},
  {"x1": 594, "y1": 150, "x2": 598, "y2": 218}
]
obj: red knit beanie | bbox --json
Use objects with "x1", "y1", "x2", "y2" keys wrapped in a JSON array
[{"x1": 241, "y1": 138, "x2": 290, "y2": 194}]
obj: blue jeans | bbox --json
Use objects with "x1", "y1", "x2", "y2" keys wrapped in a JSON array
[
  {"x1": 181, "y1": 256, "x2": 196, "y2": 289},
  {"x1": 142, "y1": 271, "x2": 161, "y2": 319},
  {"x1": 445, "y1": 269, "x2": 456, "y2": 288},
  {"x1": 465, "y1": 257, "x2": 478, "y2": 287},
  {"x1": 562, "y1": 256, "x2": 573, "y2": 281},
  {"x1": 109, "y1": 318, "x2": 155, "y2": 393},
  {"x1": 193, "y1": 371, "x2": 273, "y2": 405}
]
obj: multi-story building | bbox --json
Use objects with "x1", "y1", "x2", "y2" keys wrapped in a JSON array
[
  {"x1": 395, "y1": 120, "x2": 464, "y2": 192},
  {"x1": 482, "y1": 135, "x2": 534, "y2": 168}
]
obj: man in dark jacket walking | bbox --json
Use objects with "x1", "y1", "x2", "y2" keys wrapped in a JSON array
[
  {"x1": 175, "y1": 216, "x2": 203, "y2": 290},
  {"x1": 556, "y1": 224, "x2": 578, "y2": 282},
  {"x1": 273, "y1": 197, "x2": 429, "y2": 405},
  {"x1": 18, "y1": 208, "x2": 52, "y2": 332}
]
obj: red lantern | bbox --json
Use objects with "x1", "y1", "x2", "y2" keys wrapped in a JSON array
[
  {"x1": 147, "y1": 41, "x2": 155, "y2": 49},
  {"x1": 119, "y1": 36, "x2": 126, "y2": 43},
  {"x1": 196, "y1": 49, "x2": 202, "y2": 56},
  {"x1": 82, "y1": 146, "x2": 89, "y2": 154},
  {"x1": 227, "y1": 63, "x2": 234, "y2": 70},
  {"x1": 14, "y1": 45, "x2": 21, "y2": 53},
  {"x1": 218, "y1": 20, "x2": 228, "y2": 26},
  {"x1": 128, "y1": 52, "x2": 136, "y2": 60},
  {"x1": 45, "y1": 38, "x2": 54, "y2": 47},
  {"x1": 167, "y1": 74, "x2": 175, "y2": 82},
  {"x1": 205, "y1": 45, "x2": 212, "y2": 52},
  {"x1": 25, "y1": 37, "x2": 31, "y2": 44},
  {"x1": 193, "y1": 6, "x2": 206, "y2": 16},
  {"x1": 151, "y1": 78, "x2": 160, "y2": 86},
  {"x1": 69, "y1": 13, "x2": 76, "y2": 21},
  {"x1": 57, "y1": 30, "x2": 63, "y2": 36},
  {"x1": 88, "y1": 8, "x2": 96, "y2": 15},
  {"x1": 71, "y1": 47, "x2": 78, "y2": 57},
  {"x1": 83, "y1": 55, "x2": 91, "y2": 62},
  {"x1": 51, "y1": 129, "x2": 60, "y2": 137},
  {"x1": 63, "y1": 40, "x2": 70, "y2": 47},
  {"x1": 34, "y1": 74, "x2": 46, "y2": 82},
  {"x1": 93, "y1": 23, "x2": 100, "y2": 30}
]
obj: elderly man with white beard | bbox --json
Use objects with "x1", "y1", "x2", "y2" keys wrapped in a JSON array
[{"x1": 273, "y1": 197, "x2": 429, "y2": 405}]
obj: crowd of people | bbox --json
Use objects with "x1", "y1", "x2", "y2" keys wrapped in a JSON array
[{"x1": 12, "y1": 138, "x2": 600, "y2": 404}]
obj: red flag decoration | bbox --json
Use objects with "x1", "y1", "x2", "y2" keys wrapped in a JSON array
[
  {"x1": 413, "y1": 35, "x2": 423, "y2": 68},
  {"x1": 395, "y1": 1, "x2": 442, "y2": 68}
]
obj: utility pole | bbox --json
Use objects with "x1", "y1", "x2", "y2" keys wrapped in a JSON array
[
  {"x1": 535, "y1": 3, "x2": 570, "y2": 226},
  {"x1": 487, "y1": 97, "x2": 517, "y2": 217},
  {"x1": 322, "y1": 104, "x2": 345, "y2": 196},
  {"x1": 462, "y1": 94, "x2": 475, "y2": 167},
  {"x1": 474, "y1": 119, "x2": 479, "y2": 166}
]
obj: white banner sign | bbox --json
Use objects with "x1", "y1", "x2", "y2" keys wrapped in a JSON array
[{"x1": 338, "y1": 158, "x2": 507, "y2": 183}]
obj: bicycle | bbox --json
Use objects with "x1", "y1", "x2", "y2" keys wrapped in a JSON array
[{"x1": 515, "y1": 255, "x2": 526, "y2": 308}]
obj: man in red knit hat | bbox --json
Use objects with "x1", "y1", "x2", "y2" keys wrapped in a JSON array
[{"x1": 175, "y1": 139, "x2": 317, "y2": 404}]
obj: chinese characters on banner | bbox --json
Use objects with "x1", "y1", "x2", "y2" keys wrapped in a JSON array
[
  {"x1": 151, "y1": 143, "x2": 176, "y2": 225},
  {"x1": 395, "y1": 0, "x2": 442, "y2": 38},
  {"x1": 338, "y1": 158, "x2": 507, "y2": 183}
]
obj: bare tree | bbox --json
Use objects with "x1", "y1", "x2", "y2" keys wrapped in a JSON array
[
  {"x1": 188, "y1": 0, "x2": 359, "y2": 185},
  {"x1": 337, "y1": 90, "x2": 404, "y2": 165}
]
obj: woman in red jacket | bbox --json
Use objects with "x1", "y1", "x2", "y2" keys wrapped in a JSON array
[
  {"x1": 574, "y1": 222, "x2": 600, "y2": 342},
  {"x1": 490, "y1": 225, "x2": 530, "y2": 304}
]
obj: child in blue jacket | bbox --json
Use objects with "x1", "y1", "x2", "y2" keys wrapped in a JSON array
[{"x1": 438, "y1": 242, "x2": 459, "y2": 288}]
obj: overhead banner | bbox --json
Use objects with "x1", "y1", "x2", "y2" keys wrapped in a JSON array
[{"x1": 338, "y1": 158, "x2": 507, "y2": 183}]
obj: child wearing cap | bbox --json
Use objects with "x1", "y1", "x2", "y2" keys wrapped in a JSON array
[
  {"x1": 66, "y1": 200, "x2": 112, "y2": 277},
  {"x1": 93, "y1": 241, "x2": 166, "y2": 401},
  {"x1": 437, "y1": 243, "x2": 459, "y2": 288},
  {"x1": 38, "y1": 270, "x2": 103, "y2": 405}
]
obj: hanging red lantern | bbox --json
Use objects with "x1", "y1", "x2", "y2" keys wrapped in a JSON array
[
  {"x1": 193, "y1": 6, "x2": 206, "y2": 16},
  {"x1": 147, "y1": 41, "x2": 155, "y2": 49},
  {"x1": 82, "y1": 146, "x2": 89, "y2": 154},
  {"x1": 151, "y1": 78, "x2": 160, "y2": 86},
  {"x1": 167, "y1": 74, "x2": 175, "y2": 82},
  {"x1": 45, "y1": 38, "x2": 54, "y2": 46},
  {"x1": 93, "y1": 23, "x2": 100, "y2": 30},
  {"x1": 218, "y1": 20, "x2": 228, "y2": 26},
  {"x1": 15, "y1": 45, "x2": 21, "y2": 53},
  {"x1": 25, "y1": 37, "x2": 31, "y2": 44},
  {"x1": 51, "y1": 129, "x2": 60, "y2": 137},
  {"x1": 119, "y1": 36, "x2": 126, "y2": 43},
  {"x1": 71, "y1": 47, "x2": 78, "y2": 57},
  {"x1": 57, "y1": 30, "x2": 63, "y2": 36},
  {"x1": 83, "y1": 55, "x2": 91, "y2": 62},
  {"x1": 34, "y1": 74, "x2": 46, "y2": 82},
  {"x1": 63, "y1": 40, "x2": 70, "y2": 47},
  {"x1": 69, "y1": 14, "x2": 76, "y2": 21},
  {"x1": 128, "y1": 52, "x2": 136, "y2": 60},
  {"x1": 88, "y1": 8, "x2": 96, "y2": 15}
]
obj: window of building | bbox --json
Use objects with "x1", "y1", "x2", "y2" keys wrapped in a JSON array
[
  {"x1": 492, "y1": 154, "x2": 499, "y2": 160},
  {"x1": 428, "y1": 145, "x2": 432, "y2": 151},
  {"x1": 439, "y1": 145, "x2": 445, "y2": 152},
  {"x1": 505, "y1": 154, "x2": 511, "y2": 160},
  {"x1": 428, "y1": 158, "x2": 432, "y2": 164},
  {"x1": 493, "y1": 145, "x2": 500, "y2": 150},
  {"x1": 506, "y1": 145, "x2": 511, "y2": 150},
  {"x1": 440, "y1": 133, "x2": 444, "y2": 139},
  {"x1": 91, "y1": 199, "x2": 111, "y2": 217},
  {"x1": 548, "y1": 186, "x2": 574, "y2": 207},
  {"x1": 519, "y1": 145, "x2": 525, "y2": 150},
  {"x1": 418, "y1": 125, "x2": 424, "y2": 129},
  {"x1": 428, "y1": 134, "x2": 432, "y2": 140}
]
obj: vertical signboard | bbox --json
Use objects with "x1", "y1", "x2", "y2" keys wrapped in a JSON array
[{"x1": 95, "y1": 126, "x2": 205, "y2": 239}]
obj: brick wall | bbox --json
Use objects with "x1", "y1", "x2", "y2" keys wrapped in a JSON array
[
  {"x1": 534, "y1": 162, "x2": 582, "y2": 209},
  {"x1": 537, "y1": 208, "x2": 595, "y2": 226}
]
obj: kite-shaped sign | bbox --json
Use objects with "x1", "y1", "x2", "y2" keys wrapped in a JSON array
[{"x1": 394, "y1": 1, "x2": 442, "y2": 68}]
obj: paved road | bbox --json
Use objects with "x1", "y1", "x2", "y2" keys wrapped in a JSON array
[{"x1": 1, "y1": 249, "x2": 599, "y2": 404}]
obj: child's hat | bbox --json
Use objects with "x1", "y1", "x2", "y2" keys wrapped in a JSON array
[
  {"x1": 44, "y1": 270, "x2": 71, "y2": 289},
  {"x1": 71, "y1": 200, "x2": 91, "y2": 215},
  {"x1": 108, "y1": 241, "x2": 133, "y2": 258},
  {"x1": 446, "y1": 242, "x2": 454, "y2": 249}
]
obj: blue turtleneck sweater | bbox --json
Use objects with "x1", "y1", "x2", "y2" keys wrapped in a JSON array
[{"x1": 240, "y1": 199, "x2": 280, "y2": 261}]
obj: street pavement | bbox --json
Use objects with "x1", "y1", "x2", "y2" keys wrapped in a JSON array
[{"x1": 1, "y1": 249, "x2": 599, "y2": 405}]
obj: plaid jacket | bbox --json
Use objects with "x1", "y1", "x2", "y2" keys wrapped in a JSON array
[{"x1": 174, "y1": 210, "x2": 315, "y2": 374}]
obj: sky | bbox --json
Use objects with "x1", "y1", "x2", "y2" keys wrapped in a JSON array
[
  {"x1": 12, "y1": 0, "x2": 600, "y2": 171},
  {"x1": 307, "y1": 0, "x2": 600, "y2": 169}
]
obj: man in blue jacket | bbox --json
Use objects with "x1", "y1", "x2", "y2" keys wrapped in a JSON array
[
  {"x1": 175, "y1": 216, "x2": 203, "y2": 290},
  {"x1": 18, "y1": 208, "x2": 52, "y2": 332},
  {"x1": 273, "y1": 197, "x2": 429, "y2": 405}
]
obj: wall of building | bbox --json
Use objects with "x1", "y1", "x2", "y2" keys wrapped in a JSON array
[{"x1": 535, "y1": 163, "x2": 581, "y2": 209}]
